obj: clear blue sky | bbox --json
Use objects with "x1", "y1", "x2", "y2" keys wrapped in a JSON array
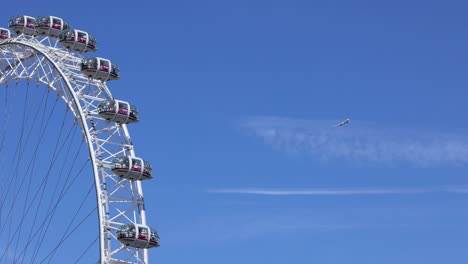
[{"x1": 2, "y1": 0, "x2": 468, "y2": 263}]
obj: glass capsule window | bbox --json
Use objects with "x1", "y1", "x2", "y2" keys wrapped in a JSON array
[
  {"x1": 26, "y1": 17, "x2": 35, "y2": 28},
  {"x1": 99, "y1": 59, "x2": 110, "y2": 71},
  {"x1": 88, "y1": 35, "x2": 96, "y2": 48},
  {"x1": 150, "y1": 229, "x2": 160, "y2": 242},
  {"x1": 82, "y1": 58, "x2": 98, "y2": 70},
  {"x1": 129, "y1": 105, "x2": 139, "y2": 119},
  {"x1": 52, "y1": 17, "x2": 61, "y2": 29},
  {"x1": 36, "y1": 16, "x2": 49, "y2": 27},
  {"x1": 60, "y1": 30, "x2": 75, "y2": 41},
  {"x1": 111, "y1": 65, "x2": 120, "y2": 76},
  {"x1": 117, "y1": 224, "x2": 136, "y2": 237},
  {"x1": 77, "y1": 31, "x2": 87, "y2": 43},
  {"x1": 112, "y1": 156, "x2": 130, "y2": 169},
  {"x1": 143, "y1": 161, "x2": 152, "y2": 175},
  {"x1": 97, "y1": 100, "x2": 115, "y2": 113},
  {"x1": 0, "y1": 29, "x2": 9, "y2": 39},
  {"x1": 138, "y1": 227, "x2": 149, "y2": 240},
  {"x1": 131, "y1": 158, "x2": 142, "y2": 172},
  {"x1": 9, "y1": 16, "x2": 24, "y2": 27},
  {"x1": 117, "y1": 102, "x2": 129, "y2": 115}
]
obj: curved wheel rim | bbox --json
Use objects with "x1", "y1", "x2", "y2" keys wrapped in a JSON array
[{"x1": 0, "y1": 33, "x2": 150, "y2": 264}]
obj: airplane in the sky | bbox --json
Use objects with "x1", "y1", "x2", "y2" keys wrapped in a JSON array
[{"x1": 335, "y1": 118, "x2": 350, "y2": 127}]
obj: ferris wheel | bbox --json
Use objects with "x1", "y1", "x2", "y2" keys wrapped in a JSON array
[{"x1": 0, "y1": 15, "x2": 159, "y2": 264}]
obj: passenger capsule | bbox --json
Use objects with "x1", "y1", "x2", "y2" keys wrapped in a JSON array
[
  {"x1": 59, "y1": 29, "x2": 97, "y2": 52},
  {"x1": 9, "y1": 15, "x2": 35, "y2": 35},
  {"x1": 0, "y1": 28, "x2": 11, "y2": 40},
  {"x1": 81, "y1": 57, "x2": 120, "y2": 81},
  {"x1": 98, "y1": 100, "x2": 138, "y2": 124},
  {"x1": 111, "y1": 156, "x2": 152, "y2": 180},
  {"x1": 117, "y1": 224, "x2": 160, "y2": 249},
  {"x1": 35, "y1": 16, "x2": 70, "y2": 37}
]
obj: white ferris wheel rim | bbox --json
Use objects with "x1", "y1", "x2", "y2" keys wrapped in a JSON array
[{"x1": 0, "y1": 33, "x2": 152, "y2": 264}]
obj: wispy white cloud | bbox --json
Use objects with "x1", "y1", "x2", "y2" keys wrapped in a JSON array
[
  {"x1": 208, "y1": 186, "x2": 468, "y2": 196},
  {"x1": 240, "y1": 116, "x2": 468, "y2": 166}
]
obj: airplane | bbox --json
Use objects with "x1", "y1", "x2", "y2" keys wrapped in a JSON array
[{"x1": 335, "y1": 118, "x2": 350, "y2": 127}]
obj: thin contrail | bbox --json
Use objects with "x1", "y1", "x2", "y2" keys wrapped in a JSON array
[{"x1": 208, "y1": 186, "x2": 468, "y2": 196}]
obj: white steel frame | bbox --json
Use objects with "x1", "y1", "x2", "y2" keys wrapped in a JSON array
[{"x1": 0, "y1": 34, "x2": 150, "y2": 264}]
